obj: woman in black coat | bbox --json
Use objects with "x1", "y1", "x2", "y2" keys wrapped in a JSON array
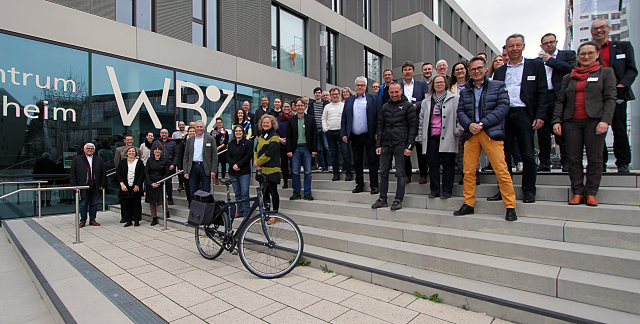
[
  {"x1": 145, "y1": 144, "x2": 171, "y2": 225},
  {"x1": 226, "y1": 124, "x2": 253, "y2": 218},
  {"x1": 116, "y1": 147, "x2": 145, "y2": 227}
]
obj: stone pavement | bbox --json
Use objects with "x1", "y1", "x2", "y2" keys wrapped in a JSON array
[{"x1": 10, "y1": 211, "x2": 512, "y2": 323}]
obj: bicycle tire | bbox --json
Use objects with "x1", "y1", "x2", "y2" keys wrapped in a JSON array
[
  {"x1": 237, "y1": 213, "x2": 304, "y2": 279},
  {"x1": 195, "y1": 223, "x2": 225, "y2": 260}
]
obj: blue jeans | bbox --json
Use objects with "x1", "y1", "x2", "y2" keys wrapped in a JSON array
[
  {"x1": 189, "y1": 163, "x2": 211, "y2": 200},
  {"x1": 326, "y1": 130, "x2": 352, "y2": 175},
  {"x1": 230, "y1": 173, "x2": 251, "y2": 216},
  {"x1": 504, "y1": 109, "x2": 537, "y2": 195},
  {"x1": 317, "y1": 130, "x2": 331, "y2": 168},
  {"x1": 292, "y1": 145, "x2": 313, "y2": 194},
  {"x1": 79, "y1": 186, "x2": 99, "y2": 222}
]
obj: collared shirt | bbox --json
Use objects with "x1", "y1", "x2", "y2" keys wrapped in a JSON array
[
  {"x1": 600, "y1": 41, "x2": 611, "y2": 67},
  {"x1": 296, "y1": 115, "x2": 306, "y2": 145},
  {"x1": 193, "y1": 134, "x2": 204, "y2": 162},
  {"x1": 352, "y1": 94, "x2": 368, "y2": 135},
  {"x1": 473, "y1": 81, "x2": 484, "y2": 122},
  {"x1": 544, "y1": 49, "x2": 558, "y2": 90},
  {"x1": 86, "y1": 155, "x2": 94, "y2": 184},
  {"x1": 505, "y1": 58, "x2": 527, "y2": 107},
  {"x1": 403, "y1": 79, "x2": 415, "y2": 103}
]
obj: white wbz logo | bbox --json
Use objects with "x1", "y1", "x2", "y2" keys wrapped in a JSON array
[{"x1": 106, "y1": 66, "x2": 234, "y2": 132}]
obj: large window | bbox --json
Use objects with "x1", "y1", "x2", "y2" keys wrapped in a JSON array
[
  {"x1": 176, "y1": 72, "x2": 235, "y2": 133},
  {"x1": 136, "y1": 0, "x2": 154, "y2": 31},
  {"x1": 271, "y1": 5, "x2": 306, "y2": 76},
  {"x1": 193, "y1": 0, "x2": 204, "y2": 46},
  {"x1": 364, "y1": 49, "x2": 381, "y2": 90},
  {"x1": 433, "y1": 0, "x2": 440, "y2": 26},
  {"x1": 236, "y1": 86, "x2": 280, "y2": 117},
  {"x1": 116, "y1": 0, "x2": 133, "y2": 25},
  {"x1": 192, "y1": 0, "x2": 218, "y2": 49},
  {"x1": 326, "y1": 30, "x2": 337, "y2": 85}
]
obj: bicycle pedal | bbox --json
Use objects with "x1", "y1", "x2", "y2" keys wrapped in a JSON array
[{"x1": 231, "y1": 249, "x2": 238, "y2": 255}]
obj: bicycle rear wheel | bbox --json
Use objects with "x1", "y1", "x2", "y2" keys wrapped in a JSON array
[
  {"x1": 195, "y1": 223, "x2": 224, "y2": 260},
  {"x1": 238, "y1": 214, "x2": 303, "y2": 278}
]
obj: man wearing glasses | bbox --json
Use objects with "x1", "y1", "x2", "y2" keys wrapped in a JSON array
[
  {"x1": 70, "y1": 143, "x2": 107, "y2": 227},
  {"x1": 591, "y1": 18, "x2": 637, "y2": 173},
  {"x1": 341, "y1": 76, "x2": 381, "y2": 194},
  {"x1": 371, "y1": 82, "x2": 380, "y2": 95},
  {"x1": 455, "y1": 57, "x2": 517, "y2": 221},
  {"x1": 536, "y1": 33, "x2": 576, "y2": 172},
  {"x1": 489, "y1": 33, "x2": 548, "y2": 204}
]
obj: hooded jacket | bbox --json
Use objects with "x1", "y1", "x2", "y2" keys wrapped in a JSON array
[{"x1": 376, "y1": 95, "x2": 418, "y2": 149}]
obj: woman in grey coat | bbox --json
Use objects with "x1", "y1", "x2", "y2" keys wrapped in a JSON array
[{"x1": 418, "y1": 74, "x2": 464, "y2": 198}]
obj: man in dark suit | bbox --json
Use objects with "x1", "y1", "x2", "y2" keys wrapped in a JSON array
[
  {"x1": 183, "y1": 120, "x2": 218, "y2": 201},
  {"x1": 113, "y1": 134, "x2": 141, "y2": 168},
  {"x1": 286, "y1": 98, "x2": 318, "y2": 200},
  {"x1": 536, "y1": 33, "x2": 576, "y2": 172},
  {"x1": 591, "y1": 18, "x2": 637, "y2": 173},
  {"x1": 491, "y1": 33, "x2": 549, "y2": 203},
  {"x1": 158, "y1": 129, "x2": 178, "y2": 204},
  {"x1": 254, "y1": 96, "x2": 275, "y2": 136},
  {"x1": 242, "y1": 101, "x2": 255, "y2": 138},
  {"x1": 399, "y1": 61, "x2": 430, "y2": 184},
  {"x1": 341, "y1": 76, "x2": 381, "y2": 194},
  {"x1": 70, "y1": 143, "x2": 107, "y2": 227}
]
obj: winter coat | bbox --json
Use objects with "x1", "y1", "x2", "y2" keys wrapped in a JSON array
[
  {"x1": 418, "y1": 91, "x2": 464, "y2": 153},
  {"x1": 376, "y1": 95, "x2": 418, "y2": 149},
  {"x1": 457, "y1": 77, "x2": 510, "y2": 141}
]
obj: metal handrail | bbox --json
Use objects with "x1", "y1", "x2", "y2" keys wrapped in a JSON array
[
  {"x1": 1, "y1": 157, "x2": 40, "y2": 171},
  {"x1": 1, "y1": 180, "x2": 48, "y2": 209},
  {"x1": 0, "y1": 186, "x2": 90, "y2": 244},
  {"x1": 155, "y1": 170, "x2": 184, "y2": 231}
]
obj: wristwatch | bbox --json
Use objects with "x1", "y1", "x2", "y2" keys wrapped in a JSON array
[{"x1": 478, "y1": 122, "x2": 484, "y2": 127}]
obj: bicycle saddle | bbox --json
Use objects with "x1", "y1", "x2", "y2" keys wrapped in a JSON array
[{"x1": 219, "y1": 178, "x2": 236, "y2": 184}]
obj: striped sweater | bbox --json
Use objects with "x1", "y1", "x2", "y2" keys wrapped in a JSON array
[{"x1": 254, "y1": 128, "x2": 281, "y2": 183}]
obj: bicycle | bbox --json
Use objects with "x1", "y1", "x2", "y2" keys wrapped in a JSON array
[{"x1": 192, "y1": 172, "x2": 304, "y2": 278}]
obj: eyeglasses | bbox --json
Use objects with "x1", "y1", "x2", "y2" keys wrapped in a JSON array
[
  {"x1": 355, "y1": 84, "x2": 366, "y2": 87},
  {"x1": 469, "y1": 66, "x2": 486, "y2": 72},
  {"x1": 592, "y1": 25, "x2": 609, "y2": 31},
  {"x1": 541, "y1": 40, "x2": 557, "y2": 46},
  {"x1": 372, "y1": 86, "x2": 379, "y2": 89},
  {"x1": 434, "y1": 81, "x2": 446, "y2": 85},
  {"x1": 578, "y1": 51, "x2": 598, "y2": 57},
  {"x1": 85, "y1": 148, "x2": 95, "y2": 150}
]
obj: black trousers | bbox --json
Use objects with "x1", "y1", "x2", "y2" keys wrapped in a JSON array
[
  {"x1": 350, "y1": 132, "x2": 378, "y2": 188},
  {"x1": 427, "y1": 136, "x2": 456, "y2": 195},
  {"x1": 504, "y1": 109, "x2": 537, "y2": 195},
  {"x1": 121, "y1": 197, "x2": 142, "y2": 222},
  {"x1": 379, "y1": 145, "x2": 406, "y2": 201},
  {"x1": 538, "y1": 91, "x2": 568, "y2": 167},
  {"x1": 603, "y1": 100, "x2": 631, "y2": 167},
  {"x1": 406, "y1": 142, "x2": 428, "y2": 177},
  {"x1": 263, "y1": 180, "x2": 280, "y2": 212},
  {"x1": 565, "y1": 118, "x2": 606, "y2": 196}
]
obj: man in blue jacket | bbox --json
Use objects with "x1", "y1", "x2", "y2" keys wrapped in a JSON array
[
  {"x1": 456, "y1": 57, "x2": 517, "y2": 221},
  {"x1": 341, "y1": 76, "x2": 381, "y2": 194}
]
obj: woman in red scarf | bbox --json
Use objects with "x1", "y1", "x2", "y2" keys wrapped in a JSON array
[{"x1": 552, "y1": 41, "x2": 617, "y2": 206}]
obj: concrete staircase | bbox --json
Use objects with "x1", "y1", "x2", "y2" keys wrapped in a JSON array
[{"x1": 128, "y1": 171, "x2": 640, "y2": 323}]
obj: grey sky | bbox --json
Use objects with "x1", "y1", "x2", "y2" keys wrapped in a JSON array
[{"x1": 456, "y1": 0, "x2": 568, "y2": 58}]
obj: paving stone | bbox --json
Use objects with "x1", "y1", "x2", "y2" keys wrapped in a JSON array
[
  {"x1": 323, "y1": 274, "x2": 350, "y2": 286},
  {"x1": 172, "y1": 315, "x2": 208, "y2": 324},
  {"x1": 292, "y1": 279, "x2": 356, "y2": 303},
  {"x1": 207, "y1": 264, "x2": 243, "y2": 276},
  {"x1": 263, "y1": 307, "x2": 327, "y2": 324},
  {"x1": 128, "y1": 285, "x2": 161, "y2": 300},
  {"x1": 110, "y1": 255, "x2": 151, "y2": 270},
  {"x1": 250, "y1": 302, "x2": 288, "y2": 319},
  {"x1": 177, "y1": 268, "x2": 227, "y2": 288},
  {"x1": 94, "y1": 260, "x2": 126, "y2": 276},
  {"x1": 135, "y1": 269, "x2": 184, "y2": 289},
  {"x1": 270, "y1": 273, "x2": 309, "y2": 287},
  {"x1": 158, "y1": 282, "x2": 214, "y2": 308},
  {"x1": 205, "y1": 308, "x2": 266, "y2": 324},
  {"x1": 391, "y1": 293, "x2": 419, "y2": 308},
  {"x1": 341, "y1": 294, "x2": 420, "y2": 324},
  {"x1": 146, "y1": 255, "x2": 191, "y2": 272},
  {"x1": 213, "y1": 285, "x2": 276, "y2": 313},
  {"x1": 336, "y1": 278, "x2": 403, "y2": 302},
  {"x1": 203, "y1": 281, "x2": 236, "y2": 294},
  {"x1": 141, "y1": 294, "x2": 190, "y2": 322},
  {"x1": 222, "y1": 271, "x2": 278, "y2": 292},
  {"x1": 257, "y1": 283, "x2": 322, "y2": 310},
  {"x1": 408, "y1": 314, "x2": 454, "y2": 324},
  {"x1": 406, "y1": 298, "x2": 494, "y2": 324},
  {"x1": 110, "y1": 272, "x2": 148, "y2": 291},
  {"x1": 126, "y1": 264, "x2": 160, "y2": 276},
  {"x1": 187, "y1": 298, "x2": 234, "y2": 319},
  {"x1": 127, "y1": 246, "x2": 165, "y2": 259},
  {"x1": 302, "y1": 300, "x2": 350, "y2": 322},
  {"x1": 330, "y1": 309, "x2": 389, "y2": 324},
  {"x1": 294, "y1": 264, "x2": 341, "y2": 281}
]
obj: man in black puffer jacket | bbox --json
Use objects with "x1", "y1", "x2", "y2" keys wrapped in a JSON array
[{"x1": 372, "y1": 82, "x2": 418, "y2": 211}]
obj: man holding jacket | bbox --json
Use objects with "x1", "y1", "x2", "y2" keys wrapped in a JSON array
[{"x1": 371, "y1": 82, "x2": 417, "y2": 211}]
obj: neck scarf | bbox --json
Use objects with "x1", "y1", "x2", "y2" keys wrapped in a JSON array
[
  {"x1": 433, "y1": 92, "x2": 447, "y2": 116},
  {"x1": 571, "y1": 62, "x2": 601, "y2": 81}
]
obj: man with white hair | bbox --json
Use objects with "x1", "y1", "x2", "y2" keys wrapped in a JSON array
[
  {"x1": 436, "y1": 59, "x2": 450, "y2": 83},
  {"x1": 70, "y1": 143, "x2": 107, "y2": 227},
  {"x1": 183, "y1": 120, "x2": 218, "y2": 201},
  {"x1": 341, "y1": 76, "x2": 381, "y2": 194}
]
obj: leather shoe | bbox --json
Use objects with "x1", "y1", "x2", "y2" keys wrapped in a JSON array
[
  {"x1": 537, "y1": 165, "x2": 551, "y2": 172},
  {"x1": 167, "y1": 198, "x2": 174, "y2": 205},
  {"x1": 119, "y1": 218, "x2": 126, "y2": 223},
  {"x1": 332, "y1": 175, "x2": 340, "y2": 181},
  {"x1": 134, "y1": 221, "x2": 140, "y2": 227},
  {"x1": 370, "y1": 186, "x2": 379, "y2": 195},
  {"x1": 371, "y1": 198, "x2": 388, "y2": 209},
  {"x1": 618, "y1": 164, "x2": 630, "y2": 173},
  {"x1": 505, "y1": 208, "x2": 517, "y2": 221},
  {"x1": 419, "y1": 176, "x2": 428, "y2": 184},
  {"x1": 458, "y1": 178, "x2": 464, "y2": 185},
  {"x1": 345, "y1": 174, "x2": 353, "y2": 181},
  {"x1": 487, "y1": 192, "x2": 502, "y2": 201},
  {"x1": 352, "y1": 186, "x2": 364, "y2": 193},
  {"x1": 441, "y1": 192, "x2": 451, "y2": 199},
  {"x1": 282, "y1": 181, "x2": 289, "y2": 189},
  {"x1": 585, "y1": 195, "x2": 598, "y2": 206},
  {"x1": 303, "y1": 194, "x2": 314, "y2": 201},
  {"x1": 124, "y1": 222, "x2": 132, "y2": 227},
  {"x1": 569, "y1": 195, "x2": 584, "y2": 205},
  {"x1": 523, "y1": 193, "x2": 535, "y2": 203},
  {"x1": 79, "y1": 222, "x2": 85, "y2": 228},
  {"x1": 150, "y1": 217, "x2": 158, "y2": 226},
  {"x1": 89, "y1": 221, "x2": 100, "y2": 226},
  {"x1": 453, "y1": 204, "x2": 474, "y2": 216},
  {"x1": 406, "y1": 176, "x2": 412, "y2": 183},
  {"x1": 428, "y1": 193, "x2": 440, "y2": 198},
  {"x1": 290, "y1": 192, "x2": 301, "y2": 200}
]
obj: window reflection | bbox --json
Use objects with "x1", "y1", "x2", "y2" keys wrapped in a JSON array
[
  {"x1": 136, "y1": 0, "x2": 153, "y2": 31},
  {"x1": 206, "y1": 0, "x2": 218, "y2": 50},
  {"x1": 236, "y1": 85, "x2": 280, "y2": 116},
  {"x1": 276, "y1": 8, "x2": 305, "y2": 76},
  {"x1": 116, "y1": 0, "x2": 133, "y2": 25},
  {"x1": 192, "y1": 21, "x2": 204, "y2": 46},
  {"x1": 365, "y1": 49, "x2": 381, "y2": 89},
  {"x1": 175, "y1": 72, "x2": 235, "y2": 133}
]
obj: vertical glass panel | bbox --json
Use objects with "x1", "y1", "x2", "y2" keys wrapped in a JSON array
[
  {"x1": 366, "y1": 50, "x2": 381, "y2": 89},
  {"x1": 326, "y1": 32, "x2": 336, "y2": 84},
  {"x1": 0, "y1": 32, "x2": 89, "y2": 217},
  {"x1": 271, "y1": 5, "x2": 278, "y2": 48},
  {"x1": 192, "y1": 22, "x2": 204, "y2": 46},
  {"x1": 115, "y1": 0, "x2": 133, "y2": 25},
  {"x1": 236, "y1": 85, "x2": 280, "y2": 117},
  {"x1": 175, "y1": 72, "x2": 235, "y2": 134},
  {"x1": 193, "y1": 0, "x2": 203, "y2": 20},
  {"x1": 271, "y1": 49, "x2": 278, "y2": 68},
  {"x1": 363, "y1": 0, "x2": 370, "y2": 30},
  {"x1": 206, "y1": 0, "x2": 218, "y2": 50},
  {"x1": 433, "y1": 0, "x2": 439, "y2": 26},
  {"x1": 279, "y1": 9, "x2": 305, "y2": 76},
  {"x1": 91, "y1": 54, "x2": 174, "y2": 157},
  {"x1": 333, "y1": 0, "x2": 342, "y2": 15},
  {"x1": 136, "y1": 0, "x2": 153, "y2": 31}
]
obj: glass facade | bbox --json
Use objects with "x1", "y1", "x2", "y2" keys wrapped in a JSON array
[
  {"x1": 136, "y1": 0, "x2": 153, "y2": 31},
  {"x1": 326, "y1": 31, "x2": 337, "y2": 85},
  {"x1": 365, "y1": 49, "x2": 381, "y2": 90},
  {"x1": 206, "y1": 0, "x2": 218, "y2": 50},
  {"x1": 115, "y1": 0, "x2": 133, "y2": 25},
  {"x1": 0, "y1": 31, "x2": 295, "y2": 217},
  {"x1": 271, "y1": 6, "x2": 305, "y2": 76}
]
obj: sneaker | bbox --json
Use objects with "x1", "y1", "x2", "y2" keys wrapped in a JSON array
[
  {"x1": 371, "y1": 198, "x2": 388, "y2": 209},
  {"x1": 290, "y1": 192, "x2": 301, "y2": 200},
  {"x1": 390, "y1": 200, "x2": 402, "y2": 210},
  {"x1": 516, "y1": 162, "x2": 524, "y2": 172},
  {"x1": 318, "y1": 167, "x2": 324, "y2": 171},
  {"x1": 303, "y1": 194, "x2": 314, "y2": 200},
  {"x1": 328, "y1": 166, "x2": 333, "y2": 171}
]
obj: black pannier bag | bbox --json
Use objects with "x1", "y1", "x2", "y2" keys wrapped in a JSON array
[{"x1": 189, "y1": 191, "x2": 218, "y2": 226}]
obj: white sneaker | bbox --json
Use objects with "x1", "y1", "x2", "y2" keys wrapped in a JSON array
[
  {"x1": 328, "y1": 166, "x2": 333, "y2": 171},
  {"x1": 516, "y1": 162, "x2": 524, "y2": 172}
]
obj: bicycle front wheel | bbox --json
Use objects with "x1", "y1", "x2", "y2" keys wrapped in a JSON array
[
  {"x1": 195, "y1": 223, "x2": 224, "y2": 260},
  {"x1": 238, "y1": 214, "x2": 304, "y2": 278}
]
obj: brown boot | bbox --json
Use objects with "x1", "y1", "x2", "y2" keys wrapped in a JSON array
[
  {"x1": 419, "y1": 176, "x2": 428, "y2": 184},
  {"x1": 406, "y1": 176, "x2": 412, "y2": 183},
  {"x1": 215, "y1": 178, "x2": 220, "y2": 185},
  {"x1": 569, "y1": 195, "x2": 584, "y2": 205},
  {"x1": 585, "y1": 195, "x2": 598, "y2": 206}
]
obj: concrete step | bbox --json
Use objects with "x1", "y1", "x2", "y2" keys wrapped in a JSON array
[{"x1": 282, "y1": 209, "x2": 640, "y2": 280}]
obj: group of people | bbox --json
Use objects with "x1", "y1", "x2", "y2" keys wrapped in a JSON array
[{"x1": 69, "y1": 18, "x2": 635, "y2": 226}]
